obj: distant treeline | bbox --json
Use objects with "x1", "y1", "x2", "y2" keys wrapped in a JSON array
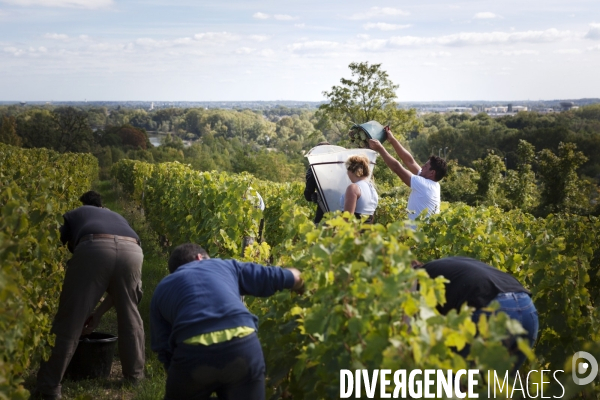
[{"x1": 1, "y1": 103, "x2": 599, "y2": 216}]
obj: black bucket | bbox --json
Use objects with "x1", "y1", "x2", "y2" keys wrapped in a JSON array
[{"x1": 64, "y1": 332, "x2": 118, "y2": 380}]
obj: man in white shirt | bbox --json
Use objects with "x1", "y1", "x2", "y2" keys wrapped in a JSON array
[{"x1": 369, "y1": 126, "x2": 447, "y2": 222}]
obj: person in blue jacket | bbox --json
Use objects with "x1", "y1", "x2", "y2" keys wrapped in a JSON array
[{"x1": 150, "y1": 243, "x2": 304, "y2": 400}]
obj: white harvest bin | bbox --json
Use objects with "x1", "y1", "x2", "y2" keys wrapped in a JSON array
[{"x1": 306, "y1": 145, "x2": 378, "y2": 213}]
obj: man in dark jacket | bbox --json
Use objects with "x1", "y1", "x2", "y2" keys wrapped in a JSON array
[
  {"x1": 33, "y1": 191, "x2": 145, "y2": 400},
  {"x1": 151, "y1": 243, "x2": 304, "y2": 400},
  {"x1": 417, "y1": 256, "x2": 538, "y2": 372}
]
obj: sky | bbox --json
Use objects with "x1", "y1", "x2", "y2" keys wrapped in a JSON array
[{"x1": 1, "y1": 0, "x2": 599, "y2": 102}]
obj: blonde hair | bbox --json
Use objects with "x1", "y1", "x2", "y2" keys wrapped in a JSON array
[{"x1": 345, "y1": 155, "x2": 370, "y2": 178}]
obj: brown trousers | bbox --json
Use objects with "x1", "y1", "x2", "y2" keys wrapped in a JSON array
[{"x1": 36, "y1": 237, "x2": 145, "y2": 396}]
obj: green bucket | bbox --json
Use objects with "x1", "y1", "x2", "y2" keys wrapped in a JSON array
[{"x1": 350, "y1": 121, "x2": 387, "y2": 146}]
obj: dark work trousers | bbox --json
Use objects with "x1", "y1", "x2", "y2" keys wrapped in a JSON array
[
  {"x1": 36, "y1": 237, "x2": 145, "y2": 397},
  {"x1": 165, "y1": 332, "x2": 266, "y2": 400}
]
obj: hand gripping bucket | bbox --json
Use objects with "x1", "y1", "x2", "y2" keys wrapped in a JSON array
[
  {"x1": 64, "y1": 332, "x2": 118, "y2": 380},
  {"x1": 349, "y1": 120, "x2": 387, "y2": 147}
]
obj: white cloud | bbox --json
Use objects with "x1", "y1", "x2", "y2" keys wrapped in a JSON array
[
  {"x1": 429, "y1": 51, "x2": 452, "y2": 57},
  {"x1": 274, "y1": 14, "x2": 296, "y2": 21},
  {"x1": 294, "y1": 23, "x2": 305, "y2": 28},
  {"x1": 193, "y1": 32, "x2": 237, "y2": 41},
  {"x1": 260, "y1": 49, "x2": 275, "y2": 57},
  {"x1": 588, "y1": 44, "x2": 600, "y2": 51},
  {"x1": 554, "y1": 49, "x2": 582, "y2": 54},
  {"x1": 585, "y1": 23, "x2": 600, "y2": 40},
  {"x1": 356, "y1": 34, "x2": 370, "y2": 40},
  {"x1": 348, "y1": 7, "x2": 409, "y2": 20},
  {"x1": 253, "y1": 12, "x2": 269, "y2": 20},
  {"x1": 4, "y1": 46, "x2": 24, "y2": 56},
  {"x1": 388, "y1": 29, "x2": 575, "y2": 47},
  {"x1": 356, "y1": 39, "x2": 387, "y2": 51},
  {"x1": 482, "y1": 49, "x2": 539, "y2": 55},
  {"x1": 135, "y1": 38, "x2": 168, "y2": 48},
  {"x1": 363, "y1": 23, "x2": 411, "y2": 31},
  {"x1": 249, "y1": 35, "x2": 269, "y2": 42},
  {"x1": 474, "y1": 12, "x2": 500, "y2": 19},
  {"x1": 131, "y1": 32, "x2": 237, "y2": 50},
  {"x1": 288, "y1": 40, "x2": 338, "y2": 52},
  {"x1": 173, "y1": 37, "x2": 193, "y2": 45},
  {"x1": 44, "y1": 33, "x2": 69, "y2": 40},
  {"x1": 3, "y1": 0, "x2": 112, "y2": 9},
  {"x1": 236, "y1": 47, "x2": 255, "y2": 54},
  {"x1": 3, "y1": 45, "x2": 51, "y2": 56}
]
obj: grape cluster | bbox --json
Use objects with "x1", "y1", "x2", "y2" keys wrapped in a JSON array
[{"x1": 348, "y1": 126, "x2": 370, "y2": 148}]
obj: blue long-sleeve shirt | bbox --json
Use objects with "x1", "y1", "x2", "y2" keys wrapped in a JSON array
[{"x1": 150, "y1": 258, "x2": 295, "y2": 368}]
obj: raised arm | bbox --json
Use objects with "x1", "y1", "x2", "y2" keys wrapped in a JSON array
[
  {"x1": 368, "y1": 139, "x2": 413, "y2": 187},
  {"x1": 384, "y1": 126, "x2": 421, "y2": 175}
]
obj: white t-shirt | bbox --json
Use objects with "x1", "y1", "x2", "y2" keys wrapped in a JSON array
[
  {"x1": 339, "y1": 179, "x2": 378, "y2": 215},
  {"x1": 406, "y1": 173, "x2": 440, "y2": 221}
]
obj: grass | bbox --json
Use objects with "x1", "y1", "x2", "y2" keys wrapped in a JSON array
[{"x1": 23, "y1": 180, "x2": 170, "y2": 400}]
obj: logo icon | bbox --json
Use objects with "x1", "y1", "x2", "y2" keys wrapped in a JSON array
[{"x1": 572, "y1": 351, "x2": 599, "y2": 386}]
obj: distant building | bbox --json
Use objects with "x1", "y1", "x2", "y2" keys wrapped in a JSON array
[
  {"x1": 445, "y1": 107, "x2": 473, "y2": 113},
  {"x1": 485, "y1": 106, "x2": 508, "y2": 113},
  {"x1": 512, "y1": 106, "x2": 528, "y2": 112}
]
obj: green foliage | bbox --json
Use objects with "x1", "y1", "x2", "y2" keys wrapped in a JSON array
[
  {"x1": 502, "y1": 140, "x2": 539, "y2": 212},
  {"x1": 100, "y1": 124, "x2": 150, "y2": 149},
  {"x1": 439, "y1": 160, "x2": 478, "y2": 204},
  {"x1": 472, "y1": 152, "x2": 506, "y2": 206},
  {"x1": 112, "y1": 160, "x2": 265, "y2": 257},
  {"x1": 416, "y1": 206, "x2": 600, "y2": 377},
  {"x1": 0, "y1": 116, "x2": 21, "y2": 146},
  {"x1": 537, "y1": 142, "x2": 592, "y2": 215},
  {"x1": 0, "y1": 144, "x2": 97, "y2": 398},
  {"x1": 112, "y1": 157, "x2": 600, "y2": 398}
]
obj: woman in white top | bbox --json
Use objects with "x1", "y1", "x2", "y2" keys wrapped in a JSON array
[{"x1": 340, "y1": 155, "x2": 379, "y2": 223}]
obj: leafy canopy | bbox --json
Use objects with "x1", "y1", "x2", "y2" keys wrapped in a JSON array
[{"x1": 319, "y1": 61, "x2": 419, "y2": 136}]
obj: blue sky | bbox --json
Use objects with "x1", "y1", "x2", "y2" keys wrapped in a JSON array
[{"x1": 1, "y1": 0, "x2": 599, "y2": 102}]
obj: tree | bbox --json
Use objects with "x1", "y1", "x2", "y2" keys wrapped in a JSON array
[
  {"x1": 52, "y1": 107, "x2": 94, "y2": 153},
  {"x1": 473, "y1": 152, "x2": 506, "y2": 206},
  {"x1": 536, "y1": 142, "x2": 592, "y2": 215},
  {"x1": 16, "y1": 109, "x2": 58, "y2": 149},
  {"x1": 103, "y1": 124, "x2": 149, "y2": 149},
  {"x1": 0, "y1": 116, "x2": 21, "y2": 146},
  {"x1": 440, "y1": 160, "x2": 478, "y2": 204},
  {"x1": 502, "y1": 140, "x2": 539, "y2": 212},
  {"x1": 318, "y1": 61, "x2": 420, "y2": 139}
]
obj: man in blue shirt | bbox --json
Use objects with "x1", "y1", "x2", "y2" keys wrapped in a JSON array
[{"x1": 151, "y1": 243, "x2": 304, "y2": 400}]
